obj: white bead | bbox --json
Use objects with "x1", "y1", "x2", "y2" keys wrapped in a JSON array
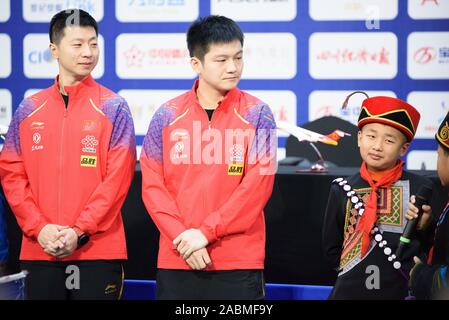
[
  {"x1": 374, "y1": 234, "x2": 383, "y2": 242},
  {"x1": 382, "y1": 240, "x2": 387, "y2": 245},
  {"x1": 394, "y1": 261, "x2": 401, "y2": 269},
  {"x1": 343, "y1": 185, "x2": 351, "y2": 191},
  {"x1": 384, "y1": 248, "x2": 392, "y2": 255},
  {"x1": 351, "y1": 196, "x2": 359, "y2": 204},
  {"x1": 391, "y1": 255, "x2": 396, "y2": 259},
  {"x1": 373, "y1": 227, "x2": 379, "y2": 232},
  {"x1": 388, "y1": 257, "x2": 393, "y2": 261},
  {"x1": 334, "y1": 178, "x2": 343, "y2": 183},
  {"x1": 359, "y1": 209, "x2": 365, "y2": 215},
  {"x1": 379, "y1": 243, "x2": 384, "y2": 248}
]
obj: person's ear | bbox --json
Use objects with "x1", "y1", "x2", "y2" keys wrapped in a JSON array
[
  {"x1": 399, "y1": 141, "x2": 410, "y2": 157},
  {"x1": 49, "y1": 43, "x2": 58, "y2": 60},
  {"x1": 190, "y1": 57, "x2": 202, "y2": 74}
]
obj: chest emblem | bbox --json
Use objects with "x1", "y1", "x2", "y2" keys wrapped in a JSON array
[{"x1": 81, "y1": 135, "x2": 99, "y2": 153}]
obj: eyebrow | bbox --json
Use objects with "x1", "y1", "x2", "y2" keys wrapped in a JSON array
[
  {"x1": 213, "y1": 50, "x2": 243, "y2": 58},
  {"x1": 70, "y1": 37, "x2": 97, "y2": 42},
  {"x1": 366, "y1": 129, "x2": 398, "y2": 139}
]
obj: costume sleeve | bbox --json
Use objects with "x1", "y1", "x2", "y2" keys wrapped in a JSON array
[
  {"x1": 73, "y1": 99, "x2": 136, "y2": 235},
  {"x1": 0, "y1": 100, "x2": 48, "y2": 239},
  {"x1": 322, "y1": 183, "x2": 345, "y2": 271},
  {"x1": 140, "y1": 106, "x2": 187, "y2": 242},
  {"x1": 199, "y1": 105, "x2": 277, "y2": 244}
]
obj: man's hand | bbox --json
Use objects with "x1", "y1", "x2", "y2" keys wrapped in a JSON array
[
  {"x1": 37, "y1": 224, "x2": 68, "y2": 254},
  {"x1": 173, "y1": 229, "x2": 209, "y2": 259},
  {"x1": 406, "y1": 195, "x2": 432, "y2": 231},
  {"x1": 49, "y1": 228, "x2": 78, "y2": 259},
  {"x1": 185, "y1": 248, "x2": 212, "y2": 270}
]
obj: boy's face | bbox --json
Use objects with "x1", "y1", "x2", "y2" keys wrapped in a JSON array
[
  {"x1": 190, "y1": 40, "x2": 243, "y2": 94},
  {"x1": 437, "y1": 145, "x2": 449, "y2": 186},
  {"x1": 50, "y1": 26, "x2": 99, "y2": 82},
  {"x1": 357, "y1": 123, "x2": 410, "y2": 172}
]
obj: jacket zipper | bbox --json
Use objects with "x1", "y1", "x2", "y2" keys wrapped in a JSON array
[
  {"x1": 201, "y1": 106, "x2": 219, "y2": 235},
  {"x1": 202, "y1": 107, "x2": 209, "y2": 227},
  {"x1": 57, "y1": 105, "x2": 68, "y2": 231}
]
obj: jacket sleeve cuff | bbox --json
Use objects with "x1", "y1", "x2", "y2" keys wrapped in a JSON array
[
  {"x1": 199, "y1": 225, "x2": 217, "y2": 245},
  {"x1": 32, "y1": 221, "x2": 48, "y2": 240},
  {"x1": 73, "y1": 226, "x2": 86, "y2": 237},
  {"x1": 74, "y1": 220, "x2": 97, "y2": 236}
]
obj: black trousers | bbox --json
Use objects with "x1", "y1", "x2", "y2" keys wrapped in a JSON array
[
  {"x1": 156, "y1": 269, "x2": 265, "y2": 300},
  {"x1": 20, "y1": 260, "x2": 124, "y2": 300}
]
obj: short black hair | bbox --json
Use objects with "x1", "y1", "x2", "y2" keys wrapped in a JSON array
[
  {"x1": 187, "y1": 15, "x2": 244, "y2": 61},
  {"x1": 49, "y1": 9, "x2": 98, "y2": 44}
]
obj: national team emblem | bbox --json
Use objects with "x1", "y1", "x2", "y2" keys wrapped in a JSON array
[
  {"x1": 33, "y1": 132, "x2": 41, "y2": 144},
  {"x1": 31, "y1": 132, "x2": 44, "y2": 151},
  {"x1": 170, "y1": 129, "x2": 189, "y2": 162},
  {"x1": 174, "y1": 141, "x2": 188, "y2": 159}
]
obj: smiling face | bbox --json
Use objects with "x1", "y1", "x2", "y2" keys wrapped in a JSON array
[
  {"x1": 50, "y1": 26, "x2": 99, "y2": 83},
  {"x1": 358, "y1": 122, "x2": 410, "y2": 172},
  {"x1": 190, "y1": 40, "x2": 243, "y2": 95}
]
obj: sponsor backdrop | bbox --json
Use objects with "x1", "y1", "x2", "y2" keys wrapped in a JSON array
[{"x1": 0, "y1": 0, "x2": 448, "y2": 169}]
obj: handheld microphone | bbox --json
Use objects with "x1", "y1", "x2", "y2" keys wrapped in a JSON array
[{"x1": 395, "y1": 184, "x2": 433, "y2": 260}]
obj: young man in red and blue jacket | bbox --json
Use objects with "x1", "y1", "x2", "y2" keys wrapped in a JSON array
[
  {"x1": 141, "y1": 15, "x2": 277, "y2": 300},
  {"x1": 0, "y1": 9, "x2": 136, "y2": 299}
]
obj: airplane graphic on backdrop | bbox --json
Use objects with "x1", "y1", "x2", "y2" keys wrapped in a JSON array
[{"x1": 277, "y1": 120, "x2": 350, "y2": 146}]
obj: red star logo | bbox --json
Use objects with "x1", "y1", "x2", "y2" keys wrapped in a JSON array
[{"x1": 124, "y1": 45, "x2": 144, "y2": 68}]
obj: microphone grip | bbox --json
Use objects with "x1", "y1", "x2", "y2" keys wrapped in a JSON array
[
  {"x1": 401, "y1": 194, "x2": 428, "y2": 243},
  {"x1": 396, "y1": 187, "x2": 432, "y2": 260}
]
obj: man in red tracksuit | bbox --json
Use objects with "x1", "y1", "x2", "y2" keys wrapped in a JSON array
[
  {"x1": 0, "y1": 9, "x2": 136, "y2": 299},
  {"x1": 140, "y1": 15, "x2": 277, "y2": 300}
]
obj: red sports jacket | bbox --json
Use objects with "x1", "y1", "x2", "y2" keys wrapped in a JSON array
[
  {"x1": 0, "y1": 75, "x2": 136, "y2": 261},
  {"x1": 140, "y1": 81, "x2": 277, "y2": 270}
]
